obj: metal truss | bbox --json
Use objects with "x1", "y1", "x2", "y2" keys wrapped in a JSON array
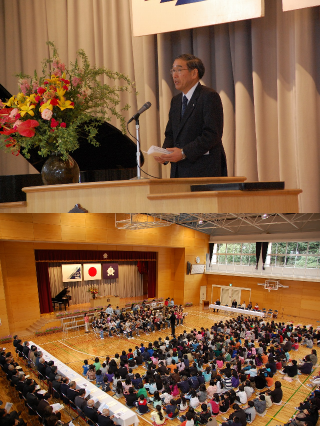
[{"x1": 149, "y1": 213, "x2": 320, "y2": 237}]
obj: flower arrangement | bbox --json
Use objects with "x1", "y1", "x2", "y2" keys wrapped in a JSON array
[
  {"x1": 88, "y1": 286, "x2": 99, "y2": 296},
  {"x1": 35, "y1": 326, "x2": 63, "y2": 336},
  {"x1": 0, "y1": 335, "x2": 12, "y2": 344},
  {"x1": 0, "y1": 41, "x2": 135, "y2": 160},
  {"x1": 184, "y1": 302, "x2": 193, "y2": 307}
]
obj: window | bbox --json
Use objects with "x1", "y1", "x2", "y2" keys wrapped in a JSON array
[{"x1": 211, "y1": 241, "x2": 320, "y2": 269}]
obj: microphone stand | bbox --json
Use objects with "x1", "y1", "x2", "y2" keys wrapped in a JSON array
[{"x1": 130, "y1": 117, "x2": 148, "y2": 180}]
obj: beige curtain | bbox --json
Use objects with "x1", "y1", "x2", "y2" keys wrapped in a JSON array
[
  {"x1": 49, "y1": 262, "x2": 143, "y2": 304},
  {"x1": 0, "y1": 0, "x2": 319, "y2": 211}
]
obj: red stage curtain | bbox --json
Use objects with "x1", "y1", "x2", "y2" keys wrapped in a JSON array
[
  {"x1": 148, "y1": 261, "x2": 156, "y2": 298},
  {"x1": 35, "y1": 262, "x2": 53, "y2": 314},
  {"x1": 137, "y1": 261, "x2": 148, "y2": 274}
]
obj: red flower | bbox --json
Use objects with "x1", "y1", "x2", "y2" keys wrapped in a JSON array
[
  {"x1": 70, "y1": 102, "x2": 74, "y2": 106},
  {"x1": 0, "y1": 107, "x2": 13, "y2": 116},
  {"x1": 44, "y1": 80, "x2": 49, "y2": 85},
  {"x1": 60, "y1": 122, "x2": 66, "y2": 128},
  {"x1": 0, "y1": 128, "x2": 16, "y2": 136},
  {"x1": 61, "y1": 79, "x2": 70, "y2": 84},
  {"x1": 37, "y1": 87, "x2": 46, "y2": 95},
  {"x1": 16, "y1": 120, "x2": 39, "y2": 137},
  {"x1": 35, "y1": 95, "x2": 41, "y2": 102},
  {"x1": 50, "y1": 118, "x2": 59, "y2": 128},
  {"x1": 63, "y1": 85, "x2": 68, "y2": 91},
  {"x1": 50, "y1": 98, "x2": 59, "y2": 106}
]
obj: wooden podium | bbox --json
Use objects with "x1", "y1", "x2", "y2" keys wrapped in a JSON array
[
  {"x1": 90, "y1": 295, "x2": 120, "y2": 308},
  {"x1": 0, "y1": 176, "x2": 301, "y2": 213}
]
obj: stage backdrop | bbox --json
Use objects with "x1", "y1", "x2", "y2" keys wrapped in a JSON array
[
  {"x1": 35, "y1": 249, "x2": 157, "y2": 313},
  {"x1": 132, "y1": 0, "x2": 265, "y2": 36},
  {"x1": 49, "y1": 262, "x2": 143, "y2": 306}
]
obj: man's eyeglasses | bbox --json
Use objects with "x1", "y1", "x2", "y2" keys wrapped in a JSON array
[{"x1": 170, "y1": 68, "x2": 189, "y2": 75}]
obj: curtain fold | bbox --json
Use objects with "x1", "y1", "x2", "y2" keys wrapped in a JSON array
[
  {"x1": 148, "y1": 260, "x2": 156, "y2": 299},
  {"x1": 0, "y1": 0, "x2": 320, "y2": 210},
  {"x1": 49, "y1": 262, "x2": 143, "y2": 305},
  {"x1": 35, "y1": 262, "x2": 53, "y2": 314}
]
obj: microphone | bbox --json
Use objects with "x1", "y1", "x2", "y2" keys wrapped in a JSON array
[{"x1": 128, "y1": 102, "x2": 151, "y2": 124}]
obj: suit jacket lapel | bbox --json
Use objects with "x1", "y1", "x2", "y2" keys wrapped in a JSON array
[{"x1": 175, "y1": 83, "x2": 202, "y2": 140}]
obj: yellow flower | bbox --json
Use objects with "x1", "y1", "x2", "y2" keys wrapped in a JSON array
[
  {"x1": 57, "y1": 97, "x2": 74, "y2": 111},
  {"x1": 3, "y1": 96, "x2": 16, "y2": 107},
  {"x1": 56, "y1": 87, "x2": 66, "y2": 99},
  {"x1": 16, "y1": 93, "x2": 26, "y2": 102},
  {"x1": 28, "y1": 94, "x2": 37, "y2": 103},
  {"x1": 20, "y1": 102, "x2": 35, "y2": 117},
  {"x1": 39, "y1": 100, "x2": 53, "y2": 113}
]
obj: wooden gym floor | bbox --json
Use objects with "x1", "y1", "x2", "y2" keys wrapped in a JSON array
[{"x1": 1, "y1": 305, "x2": 319, "y2": 426}]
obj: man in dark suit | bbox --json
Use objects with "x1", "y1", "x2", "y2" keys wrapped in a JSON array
[
  {"x1": 75, "y1": 388, "x2": 87, "y2": 411},
  {"x1": 37, "y1": 358, "x2": 47, "y2": 377},
  {"x1": 60, "y1": 377, "x2": 70, "y2": 397},
  {"x1": 26, "y1": 384, "x2": 39, "y2": 408},
  {"x1": 155, "y1": 54, "x2": 227, "y2": 178},
  {"x1": 83, "y1": 399, "x2": 99, "y2": 422},
  {"x1": 37, "y1": 392, "x2": 52, "y2": 416},
  {"x1": 67, "y1": 381, "x2": 79, "y2": 402},
  {"x1": 97, "y1": 408, "x2": 116, "y2": 426}
]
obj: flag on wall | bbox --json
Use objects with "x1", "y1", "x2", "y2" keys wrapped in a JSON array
[
  {"x1": 62, "y1": 264, "x2": 82, "y2": 282},
  {"x1": 83, "y1": 264, "x2": 102, "y2": 281},
  {"x1": 102, "y1": 263, "x2": 119, "y2": 280}
]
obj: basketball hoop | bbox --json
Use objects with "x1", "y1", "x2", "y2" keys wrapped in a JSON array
[
  {"x1": 257, "y1": 280, "x2": 289, "y2": 291},
  {"x1": 264, "y1": 281, "x2": 278, "y2": 291}
]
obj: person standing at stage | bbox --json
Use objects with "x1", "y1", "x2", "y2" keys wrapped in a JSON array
[
  {"x1": 170, "y1": 310, "x2": 176, "y2": 337},
  {"x1": 154, "y1": 53, "x2": 227, "y2": 178},
  {"x1": 213, "y1": 298, "x2": 220, "y2": 312},
  {"x1": 84, "y1": 313, "x2": 89, "y2": 333}
]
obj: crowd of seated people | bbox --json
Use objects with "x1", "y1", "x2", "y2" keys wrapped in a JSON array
[
  {"x1": 2, "y1": 338, "x2": 119, "y2": 426},
  {"x1": 65, "y1": 315, "x2": 317, "y2": 426},
  {"x1": 4, "y1": 314, "x2": 319, "y2": 426},
  {"x1": 91, "y1": 304, "x2": 186, "y2": 339}
]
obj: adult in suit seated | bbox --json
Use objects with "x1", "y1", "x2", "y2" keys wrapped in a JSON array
[
  {"x1": 38, "y1": 358, "x2": 47, "y2": 377},
  {"x1": 67, "y1": 381, "x2": 79, "y2": 402},
  {"x1": 83, "y1": 399, "x2": 99, "y2": 423},
  {"x1": 213, "y1": 299, "x2": 220, "y2": 313},
  {"x1": 97, "y1": 408, "x2": 116, "y2": 426},
  {"x1": 74, "y1": 388, "x2": 87, "y2": 411},
  {"x1": 155, "y1": 54, "x2": 227, "y2": 179},
  {"x1": 26, "y1": 384, "x2": 40, "y2": 408},
  {"x1": 17, "y1": 374, "x2": 26, "y2": 393},
  {"x1": 45, "y1": 361, "x2": 54, "y2": 379},
  {"x1": 60, "y1": 377, "x2": 70, "y2": 397},
  {"x1": 11, "y1": 370, "x2": 21, "y2": 386},
  {"x1": 52, "y1": 375, "x2": 62, "y2": 396},
  {"x1": 37, "y1": 393, "x2": 52, "y2": 416},
  {"x1": 22, "y1": 341, "x2": 30, "y2": 358}
]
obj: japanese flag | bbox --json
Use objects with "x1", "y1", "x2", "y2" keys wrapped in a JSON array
[{"x1": 83, "y1": 264, "x2": 102, "y2": 281}]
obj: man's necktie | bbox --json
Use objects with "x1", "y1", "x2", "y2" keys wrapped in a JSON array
[{"x1": 181, "y1": 95, "x2": 188, "y2": 118}]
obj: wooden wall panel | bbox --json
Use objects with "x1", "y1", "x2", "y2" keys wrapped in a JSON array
[
  {"x1": 173, "y1": 248, "x2": 185, "y2": 305},
  {"x1": 33, "y1": 223, "x2": 62, "y2": 241},
  {"x1": 0, "y1": 252, "x2": 10, "y2": 337},
  {"x1": 0, "y1": 242, "x2": 40, "y2": 333},
  {"x1": 206, "y1": 274, "x2": 320, "y2": 321}
]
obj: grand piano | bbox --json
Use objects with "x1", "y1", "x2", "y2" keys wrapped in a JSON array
[
  {"x1": 0, "y1": 83, "x2": 144, "y2": 203},
  {"x1": 52, "y1": 287, "x2": 71, "y2": 310}
]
